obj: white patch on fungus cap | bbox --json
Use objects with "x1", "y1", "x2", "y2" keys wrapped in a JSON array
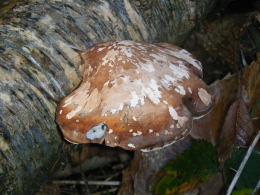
[
  {"x1": 128, "y1": 143, "x2": 135, "y2": 148},
  {"x1": 86, "y1": 123, "x2": 107, "y2": 140},
  {"x1": 142, "y1": 63, "x2": 155, "y2": 72},
  {"x1": 98, "y1": 47, "x2": 105, "y2": 52},
  {"x1": 130, "y1": 91, "x2": 139, "y2": 107},
  {"x1": 102, "y1": 49, "x2": 119, "y2": 66},
  {"x1": 198, "y1": 88, "x2": 211, "y2": 106},
  {"x1": 63, "y1": 96, "x2": 73, "y2": 107},
  {"x1": 169, "y1": 65, "x2": 190, "y2": 80},
  {"x1": 175, "y1": 85, "x2": 186, "y2": 95},
  {"x1": 133, "y1": 131, "x2": 142, "y2": 136},
  {"x1": 168, "y1": 106, "x2": 188, "y2": 128},
  {"x1": 165, "y1": 49, "x2": 202, "y2": 71},
  {"x1": 147, "y1": 79, "x2": 162, "y2": 104},
  {"x1": 104, "y1": 81, "x2": 109, "y2": 86},
  {"x1": 188, "y1": 87, "x2": 192, "y2": 94},
  {"x1": 66, "y1": 105, "x2": 83, "y2": 119}
]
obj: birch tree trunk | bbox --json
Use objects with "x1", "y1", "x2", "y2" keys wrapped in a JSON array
[{"x1": 0, "y1": 0, "x2": 217, "y2": 194}]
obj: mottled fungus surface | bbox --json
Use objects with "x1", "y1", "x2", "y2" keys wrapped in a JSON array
[{"x1": 56, "y1": 40, "x2": 212, "y2": 151}]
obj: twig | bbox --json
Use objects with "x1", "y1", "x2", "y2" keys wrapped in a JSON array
[
  {"x1": 226, "y1": 131, "x2": 260, "y2": 195},
  {"x1": 240, "y1": 50, "x2": 248, "y2": 67},
  {"x1": 53, "y1": 180, "x2": 120, "y2": 186},
  {"x1": 53, "y1": 153, "x2": 129, "y2": 178},
  {"x1": 229, "y1": 167, "x2": 237, "y2": 173},
  {"x1": 252, "y1": 179, "x2": 260, "y2": 195},
  {"x1": 105, "y1": 171, "x2": 121, "y2": 181}
]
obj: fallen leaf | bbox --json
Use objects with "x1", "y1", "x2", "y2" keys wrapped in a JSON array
[
  {"x1": 243, "y1": 60, "x2": 260, "y2": 129},
  {"x1": 192, "y1": 61, "x2": 260, "y2": 145},
  {"x1": 217, "y1": 98, "x2": 255, "y2": 164},
  {"x1": 191, "y1": 73, "x2": 238, "y2": 144}
]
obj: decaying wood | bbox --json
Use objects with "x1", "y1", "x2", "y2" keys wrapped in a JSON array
[{"x1": 0, "y1": 0, "x2": 219, "y2": 194}]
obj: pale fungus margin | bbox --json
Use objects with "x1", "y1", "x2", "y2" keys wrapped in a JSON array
[{"x1": 56, "y1": 40, "x2": 212, "y2": 151}]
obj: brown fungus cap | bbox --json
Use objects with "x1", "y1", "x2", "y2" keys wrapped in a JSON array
[{"x1": 56, "y1": 41, "x2": 212, "y2": 151}]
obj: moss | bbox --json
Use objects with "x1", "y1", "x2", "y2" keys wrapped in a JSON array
[
  {"x1": 231, "y1": 188, "x2": 253, "y2": 195},
  {"x1": 154, "y1": 140, "x2": 218, "y2": 195}
]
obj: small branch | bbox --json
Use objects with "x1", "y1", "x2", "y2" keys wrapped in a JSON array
[
  {"x1": 53, "y1": 180, "x2": 120, "y2": 186},
  {"x1": 53, "y1": 151, "x2": 130, "y2": 179},
  {"x1": 53, "y1": 156, "x2": 120, "y2": 178},
  {"x1": 226, "y1": 131, "x2": 260, "y2": 195},
  {"x1": 252, "y1": 179, "x2": 260, "y2": 195},
  {"x1": 229, "y1": 167, "x2": 237, "y2": 173},
  {"x1": 105, "y1": 171, "x2": 121, "y2": 181}
]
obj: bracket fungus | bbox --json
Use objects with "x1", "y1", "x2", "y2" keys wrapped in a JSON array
[{"x1": 56, "y1": 40, "x2": 212, "y2": 151}]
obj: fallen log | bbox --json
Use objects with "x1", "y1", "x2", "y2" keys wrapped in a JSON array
[{"x1": 0, "y1": 0, "x2": 219, "y2": 193}]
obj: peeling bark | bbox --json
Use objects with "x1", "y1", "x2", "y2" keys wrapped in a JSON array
[{"x1": 0, "y1": 0, "x2": 217, "y2": 194}]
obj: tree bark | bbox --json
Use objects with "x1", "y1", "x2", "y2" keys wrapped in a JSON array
[{"x1": 0, "y1": 0, "x2": 217, "y2": 194}]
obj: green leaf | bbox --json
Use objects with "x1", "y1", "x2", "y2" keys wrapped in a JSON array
[
  {"x1": 224, "y1": 147, "x2": 260, "y2": 190},
  {"x1": 231, "y1": 188, "x2": 253, "y2": 195},
  {"x1": 154, "y1": 140, "x2": 219, "y2": 195}
]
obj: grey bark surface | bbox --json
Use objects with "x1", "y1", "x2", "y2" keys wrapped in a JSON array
[{"x1": 0, "y1": 0, "x2": 217, "y2": 194}]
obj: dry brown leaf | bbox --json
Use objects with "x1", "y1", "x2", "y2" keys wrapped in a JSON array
[
  {"x1": 191, "y1": 73, "x2": 238, "y2": 144},
  {"x1": 243, "y1": 60, "x2": 260, "y2": 129},
  {"x1": 235, "y1": 99, "x2": 255, "y2": 146},
  {"x1": 217, "y1": 98, "x2": 255, "y2": 164},
  {"x1": 192, "y1": 60, "x2": 260, "y2": 145}
]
